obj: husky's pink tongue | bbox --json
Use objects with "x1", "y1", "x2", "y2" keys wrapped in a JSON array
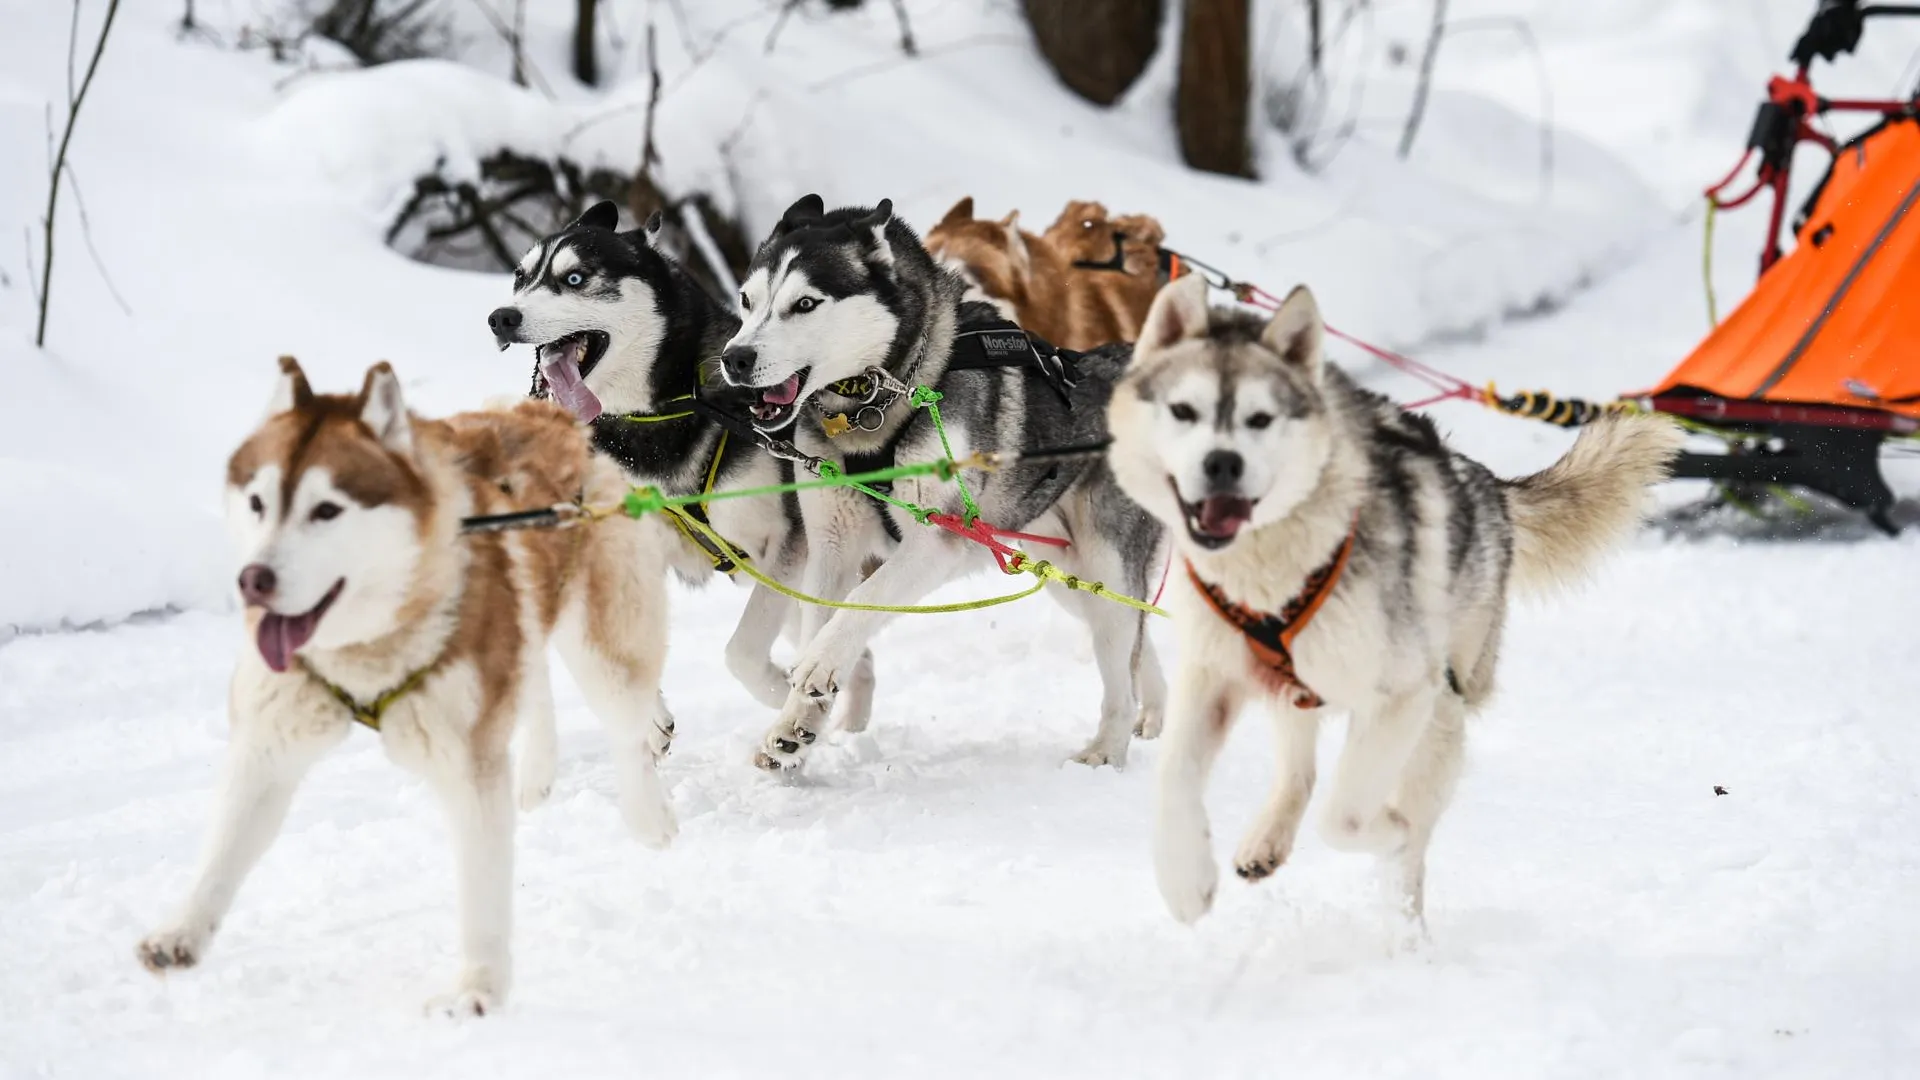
[
  {"x1": 541, "y1": 340, "x2": 603, "y2": 422},
  {"x1": 256, "y1": 608, "x2": 321, "y2": 673},
  {"x1": 762, "y1": 373, "x2": 802, "y2": 407},
  {"x1": 1198, "y1": 495, "x2": 1254, "y2": 538}
]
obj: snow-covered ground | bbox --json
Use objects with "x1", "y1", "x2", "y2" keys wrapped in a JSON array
[{"x1": 3, "y1": 1, "x2": 1918, "y2": 1076}]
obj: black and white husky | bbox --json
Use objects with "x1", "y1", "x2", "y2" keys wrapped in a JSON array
[
  {"x1": 1106, "y1": 274, "x2": 1685, "y2": 926},
  {"x1": 717, "y1": 194, "x2": 1168, "y2": 772},
  {"x1": 487, "y1": 202, "x2": 880, "y2": 726}
]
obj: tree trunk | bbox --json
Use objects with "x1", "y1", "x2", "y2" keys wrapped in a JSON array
[
  {"x1": 1177, "y1": 0, "x2": 1254, "y2": 178},
  {"x1": 1020, "y1": 0, "x2": 1162, "y2": 107},
  {"x1": 573, "y1": 0, "x2": 598, "y2": 86}
]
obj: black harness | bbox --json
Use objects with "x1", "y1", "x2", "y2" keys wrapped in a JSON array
[
  {"x1": 818, "y1": 313, "x2": 1084, "y2": 496},
  {"x1": 687, "y1": 314, "x2": 1083, "y2": 542},
  {"x1": 1071, "y1": 232, "x2": 1184, "y2": 282}
]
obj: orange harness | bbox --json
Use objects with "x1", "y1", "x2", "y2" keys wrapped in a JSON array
[{"x1": 1185, "y1": 522, "x2": 1356, "y2": 709}]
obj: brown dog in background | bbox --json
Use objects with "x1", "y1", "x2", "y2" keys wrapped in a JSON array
[{"x1": 925, "y1": 197, "x2": 1166, "y2": 351}]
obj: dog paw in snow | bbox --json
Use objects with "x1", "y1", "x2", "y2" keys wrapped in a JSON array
[
  {"x1": 1154, "y1": 826, "x2": 1218, "y2": 924},
  {"x1": 1070, "y1": 738, "x2": 1129, "y2": 769},
  {"x1": 136, "y1": 924, "x2": 210, "y2": 975},
  {"x1": 425, "y1": 967, "x2": 505, "y2": 1018}
]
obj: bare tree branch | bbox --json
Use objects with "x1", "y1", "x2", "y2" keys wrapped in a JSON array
[
  {"x1": 573, "y1": 0, "x2": 599, "y2": 86},
  {"x1": 463, "y1": 0, "x2": 553, "y2": 97},
  {"x1": 61, "y1": 161, "x2": 131, "y2": 316},
  {"x1": 1306, "y1": 0, "x2": 1322, "y2": 73},
  {"x1": 764, "y1": 0, "x2": 805, "y2": 55},
  {"x1": 638, "y1": 23, "x2": 663, "y2": 182},
  {"x1": 888, "y1": 0, "x2": 917, "y2": 56},
  {"x1": 1397, "y1": 0, "x2": 1446, "y2": 160},
  {"x1": 37, "y1": 0, "x2": 121, "y2": 348}
]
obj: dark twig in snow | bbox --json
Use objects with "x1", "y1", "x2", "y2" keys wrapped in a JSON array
[
  {"x1": 37, "y1": 0, "x2": 121, "y2": 348},
  {"x1": 888, "y1": 0, "x2": 917, "y2": 56},
  {"x1": 61, "y1": 162, "x2": 131, "y2": 316},
  {"x1": 1397, "y1": 0, "x2": 1446, "y2": 160},
  {"x1": 463, "y1": 0, "x2": 553, "y2": 97},
  {"x1": 764, "y1": 0, "x2": 805, "y2": 55},
  {"x1": 639, "y1": 22, "x2": 663, "y2": 181}
]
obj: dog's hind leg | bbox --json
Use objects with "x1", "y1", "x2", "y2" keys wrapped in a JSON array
[
  {"x1": 423, "y1": 746, "x2": 517, "y2": 1017},
  {"x1": 513, "y1": 648, "x2": 559, "y2": 813},
  {"x1": 1133, "y1": 634, "x2": 1168, "y2": 739},
  {"x1": 554, "y1": 594, "x2": 678, "y2": 849},
  {"x1": 1385, "y1": 690, "x2": 1467, "y2": 926},
  {"x1": 1319, "y1": 685, "x2": 1438, "y2": 857},
  {"x1": 1155, "y1": 670, "x2": 1243, "y2": 924},
  {"x1": 727, "y1": 584, "x2": 796, "y2": 710},
  {"x1": 1232, "y1": 701, "x2": 1321, "y2": 883},
  {"x1": 1056, "y1": 595, "x2": 1145, "y2": 768},
  {"x1": 137, "y1": 714, "x2": 346, "y2": 976}
]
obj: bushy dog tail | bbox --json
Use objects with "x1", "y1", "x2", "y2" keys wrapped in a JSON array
[{"x1": 1500, "y1": 413, "x2": 1685, "y2": 595}]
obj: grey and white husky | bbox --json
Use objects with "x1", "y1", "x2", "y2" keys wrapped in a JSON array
[
  {"x1": 717, "y1": 194, "x2": 1168, "y2": 771},
  {"x1": 1107, "y1": 274, "x2": 1684, "y2": 926},
  {"x1": 487, "y1": 201, "x2": 887, "y2": 726}
]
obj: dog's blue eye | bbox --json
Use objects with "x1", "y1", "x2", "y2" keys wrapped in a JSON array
[
  {"x1": 793, "y1": 297, "x2": 818, "y2": 314},
  {"x1": 1245, "y1": 412, "x2": 1274, "y2": 430},
  {"x1": 1169, "y1": 403, "x2": 1199, "y2": 424},
  {"x1": 311, "y1": 501, "x2": 342, "y2": 523},
  {"x1": 565, "y1": 272, "x2": 584, "y2": 287}
]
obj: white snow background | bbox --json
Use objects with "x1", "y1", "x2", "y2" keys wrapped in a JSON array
[{"x1": 2, "y1": 1, "x2": 1918, "y2": 1076}]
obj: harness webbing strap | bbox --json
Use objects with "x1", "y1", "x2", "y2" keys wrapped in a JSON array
[
  {"x1": 300, "y1": 658, "x2": 438, "y2": 732},
  {"x1": 1185, "y1": 520, "x2": 1355, "y2": 709}
]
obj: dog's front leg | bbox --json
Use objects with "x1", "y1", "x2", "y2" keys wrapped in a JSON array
[
  {"x1": 1154, "y1": 668, "x2": 1242, "y2": 924},
  {"x1": 754, "y1": 530, "x2": 974, "y2": 772},
  {"x1": 1232, "y1": 700, "x2": 1321, "y2": 882},
  {"x1": 137, "y1": 714, "x2": 345, "y2": 975},
  {"x1": 424, "y1": 752, "x2": 516, "y2": 1017},
  {"x1": 725, "y1": 583, "x2": 795, "y2": 710}
]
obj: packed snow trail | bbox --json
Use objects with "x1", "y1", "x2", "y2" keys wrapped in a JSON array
[{"x1": 4, "y1": 504, "x2": 1918, "y2": 1077}]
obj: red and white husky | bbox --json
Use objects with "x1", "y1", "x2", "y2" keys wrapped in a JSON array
[{"x1": 137, "y1": 357, "x2": 699, "y2": 1015}]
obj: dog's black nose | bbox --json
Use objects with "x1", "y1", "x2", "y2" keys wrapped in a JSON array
[
  {"x1": 237, "y1": 563, "x2": 277, "y2": 606},
  {"x1": 1202, "y1": 450, "x2": 1244, "y2": 489},
  {"x1": 488, "y1": 307, "x2": 523, "y2": 341},
  {"x1": 720, "y1": 345, "x2": 758, "y2": 386}
]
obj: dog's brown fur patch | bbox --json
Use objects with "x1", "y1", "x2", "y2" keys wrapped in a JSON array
[{"x1": 925, "y1": 196, "x2": 1168, "y2": 351}]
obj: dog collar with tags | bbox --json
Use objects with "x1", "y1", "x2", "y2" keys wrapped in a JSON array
[
  {"x1": 299, "y1": 658, "x2": 438, "y2": 732},
  {"x1": 1185, "y1": 520, "x2": 1356, "y2": 709}
]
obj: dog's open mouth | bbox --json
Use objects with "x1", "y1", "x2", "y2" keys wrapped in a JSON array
[
  {"x1": 255, "y1": 578, "x2": 344, "y2": 674},
  {"x1": 533, "y1": 330, "x2": 611, "y2": 422},
  {"x1": 1175, "y1": 481, "x2": 1255, "y2": 550},
  {"x1": 746, "y1": 369, "x2": 808, "y2": 430}
]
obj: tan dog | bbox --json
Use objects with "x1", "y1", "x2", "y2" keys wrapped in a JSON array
[
  {"x1": 925, "y1": 196, "x2": 1167, "y2": 351},
  {"x1": 137, "y1": 358, "x2": 701, "y2": 1015}
]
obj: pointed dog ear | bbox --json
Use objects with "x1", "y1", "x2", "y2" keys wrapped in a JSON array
[
  {"x1": 1138, "y1": 273, "x2": 1212, "y2": 352},
  {"x1": 1261, "y1": 285, "x2": 1324, "y2": 381},
  {"x1": 357, "y1": 362, "x2": 414, "y2": 456},
  {"x1": 1000, "y1": 212, "x2": 1030, "y2": 274},
  {"x1": 568, "y1": 200, "x2": 620, "y2": 232},
  {"x1": 267, "y1": 355, "x2": 314, "y2": 417},
  {"x1": 856, "y1": 197, "x2": 893, "y2": 243},
  {"x1": 776, "y1": 193, "x2": 826, "y2": 235},
  {"x1": 939, "y1": 196, "x2": 975, "y2": 227}
]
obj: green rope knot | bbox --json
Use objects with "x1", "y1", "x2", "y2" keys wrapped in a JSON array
[
  {"x1": 910, "y1": 386, "x2": 944, "y2": 408},
  {"x1": 623, "y1": 486, "x2": 668, "y2": 519}
]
